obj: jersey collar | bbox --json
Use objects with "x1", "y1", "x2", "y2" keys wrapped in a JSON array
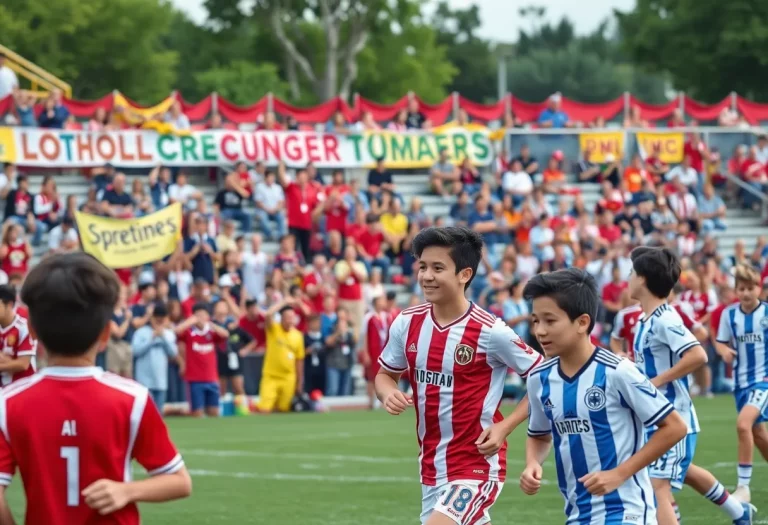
[{"x1": 40, "y1": 366, "x2": 103, "y2": 378}]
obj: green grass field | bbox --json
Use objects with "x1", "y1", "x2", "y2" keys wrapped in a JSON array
[{"x1": 5, "y1": 396, "x2": 766, "y2": 524}]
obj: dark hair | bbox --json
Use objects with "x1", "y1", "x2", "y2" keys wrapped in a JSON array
[
  {"x1": 278, "y1": 305, "x2": 294, "y2": 315},
  {"x1": 192, "y1": 302, "x2": 209, "y2": 314},
  {"x1": 0, "y1": 285, "x2": 15, "y2": 305},
  {"x1": 523, "y1": 268, "x2": 599, "y2": 333},
  {"x1": 630, "y1": 246, "x2": 681, "y2": 299},
  {"x1": 245, "y1": 299, "x2": 257, "y2": 308},
  {"x1": 411, "y1": 226, "x2": 484, "y2": 290},
  {"x1": 153, "y1": 303, "x2": 168, "y2": 318},
  {"x1": 20, "y1": 253, "x2": 119, "y2": 357}
]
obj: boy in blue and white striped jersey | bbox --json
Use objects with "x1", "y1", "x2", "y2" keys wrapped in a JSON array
[
  {"x1": 521, "y1": 268, "x2": 687, "y2": 525},
  {"x1": 715, "y1": 264, "x2": 768, "y2": 504},
  {"x1": 630, "y1": 247, "x2": 754, "y2": 525}
]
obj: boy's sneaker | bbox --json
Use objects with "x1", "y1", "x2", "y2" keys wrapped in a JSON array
[
  {"x1": 733, "y1": 503, "x2": 756, "y2": 525},
  {"x1": 733, "y1": 485, "x2": 751, "y2": 503}
]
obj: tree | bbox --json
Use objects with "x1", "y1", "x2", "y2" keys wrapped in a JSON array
[
  {"x1": 431, "y1": 1, "x2": 497, "y2": 103},
  {"x1": 195, "y1": 61, "x2": 290, "y2": 105},
  {"x1": 0, "y1": 0, "x2": 177, "y2": 103}
]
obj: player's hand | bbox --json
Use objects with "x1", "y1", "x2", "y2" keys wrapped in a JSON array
[
  {"x1": 383, "y1": 390, "x2": 412, "y2": 416},
  {"x1": 579, "y1": 469, "x2": 625, "y2": 496},
  {"x1": 519, "y1": 463, "x2": 543, "y2": 495},
  {"x1": 82, "y1": 479, "x2": 132, "y2": 515},
  {"x1": 719, "y1": 348, "x2": 737, "y2": 365},
  {"x1": 475, "y1": 423, "x2": 509, "y2": 456},
  {"x1": 0, "y1": 353, "x2": 10, "y2": 362},
  {"x1": 650, "y1": 377, "x2": 664, "y2": 389}
]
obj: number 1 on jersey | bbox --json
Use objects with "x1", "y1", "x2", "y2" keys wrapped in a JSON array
[{"x1": 60, "y1": 446, "x2": 79, "y2": 506}]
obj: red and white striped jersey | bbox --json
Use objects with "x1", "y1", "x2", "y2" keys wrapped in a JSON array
[
  {"x1": 0, "y1": 367, "x2": 183, "y2": 525},
  {"x1": 611, "y1": 304, "x2": 643, "y2": 360},
  {"x1": 671, "y1": 300, "x2": 703, "y2": 332},
  {"x1": 378, "y1": 302, "x2": 543, "y2": 486},
  {"x1": 679, "y1": 289, "x2": 718, "y2": 321},
  {"x1": 0, "y1": 314, "x2": 36, "y2": 386}
]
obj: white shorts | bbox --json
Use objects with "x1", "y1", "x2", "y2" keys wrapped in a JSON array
[
  {"x1": 647, "y1": 432, "x2": 696, "y2": 491},
  {"x1": 420, "y1": 480, "x2": 503, "y2": 525}
]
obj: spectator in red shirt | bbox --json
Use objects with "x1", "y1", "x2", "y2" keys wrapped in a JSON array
[
  {"x1": 334, "y1": 244, "x2": 368, "y2": 341},
  {"x1": 289, "y1": 284, "x2": 313, "y2": 332},
  {"x1": 356, "y1": 213, "x2": 390, "y2": 280},
  {"x1": 323, "y1": 171, "x2": 351, "y2": 235},
  {"x1": 597, "y1": 210, "x2": 622, "y2": 244},
  {"x1": 602, "y1": 264, "x2": 627, "y2": 327},
  {"x1": 181, "y1": 278, "x2": 211, "y2": 319},
  {"x1": 683, "y1": 132, "x2": 707, "y2": 176},
  {"x1": 239, "y1": 299, "x2": 267, "y2": 352},
  {"x1": 278, "y1": 164, "x2": 322, "y2": 262},
  {"x1": 303, "y1": 254, "x2": 330, "y2": 313}
]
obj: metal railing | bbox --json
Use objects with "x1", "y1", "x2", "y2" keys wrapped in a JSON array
[{"x1": 0, "y1": 44, "x2": 72, "y2": 98}]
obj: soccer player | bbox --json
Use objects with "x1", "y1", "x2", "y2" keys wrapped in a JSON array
[
  {"x1": 0, "y1": 253, "x2": 191, "y2": 524},
  {"x1": 629, "y1": 247, "x2": 753, "y2": 525},
  {"x1": 375, "y1": 226, "x2": 542, "y2": 525},
  {"x1": 0, "y1": 285, "x2": 35, "y2": 386},
  {"x1": 257, "y1": 298, "x2": 305, "y2": 413},
  {"x1": 175, "y1": 303, "x2": 229, "y2": 417},
  {"x1": 521, "y1": 268, "x2": 687, "y2": 524},
  {"x1": 714, "y1": 264, "x2": 768, "y2": 503}
]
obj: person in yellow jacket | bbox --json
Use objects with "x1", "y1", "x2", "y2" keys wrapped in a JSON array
[{"x1": 257, "y1": 298, "x2": 305, "y2": 413}]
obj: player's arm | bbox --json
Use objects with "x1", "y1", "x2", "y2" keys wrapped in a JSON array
[
  {"x1": 713, "y1": 309, "x2": 737, "y2": 364},
  {"x1": 0, "y1": 355, "x2": 30, "y2": 373},
  {"x1": 295, "y1": 337, "x2": 305, "y2": 393},
  {"x1": 374, "y1": 315, "x2": 412, "y2": 415},
  {"x1": 520, "y1": 381, "x2": 551, "y2": 496},
  {"x1": 210, "y1": 322, "x2": 229, "y2": 340},
  {"x1": 263, "y1": 298, "x2": 291, "y2": 327},
  {"x1": 650, "y1": 321, "x2": 707, "y2": 389},
  {"x1": 0, "y1": 487, "x2": 15, "y2": 525},
  {"x1": 172, "y1": 316, "x2": 196, "y2": 335},
  {"x1": 580, "y1": 362, "x2": 687, "y2": 496},
  {"x1": 609, "y1": 336, "x2": 625, "y2": 356},
  {"x1": 477, "y1": 395, "x2": 529, "y2": 455}
]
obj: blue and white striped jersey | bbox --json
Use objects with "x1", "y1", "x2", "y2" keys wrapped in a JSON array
[
  {"x1": 716, "y1": 302, "x2": 768, "y2": 391},
  {"x1": 633, "y1": 303, "x2": 700, "y2": 434},
  {"x1": 527, "y1": 348, "x2": 673, "y2": 525}
]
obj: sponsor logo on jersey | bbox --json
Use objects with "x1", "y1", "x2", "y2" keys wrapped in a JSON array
[
  {"x1": 737, "y1": 333, "x2": 763, "y2": 344},
  {"x1": 413, "y1": 368, "x2": 453, "y2": 388},
  {"x1": 585, "y1": 386, "x2": 607, "y2": 411},
  {"x1": 554, "y1": 418, "x2": 591, "y2": 435},
  {"x1": 543, "y1": 398, "x2": 555, "y2": 411},
  {"x1": 407, "y1": 343, "x2": 417, "y2": 353},
  {"x1": 669, "y1": 324, "x2": 686, "y2": 337},
  {"x1": 512, "y1": 337, "x2": 534, "y2": 355},
  {"x1": 454, "y1": 344, "x2": 475, "y2": 365},
  {"x1": 191, "y1": 342, "x2": 215, "y2": 353},
  {"x1": 633, "y1": 378, "x2": 658, "y2": 398}
]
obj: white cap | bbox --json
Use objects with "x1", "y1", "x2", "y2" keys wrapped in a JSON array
[{"x1": 218, "y1": 274, "x2": 235, "y2": 288}]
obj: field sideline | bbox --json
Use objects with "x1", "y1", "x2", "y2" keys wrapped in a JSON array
[{"x1": 4, "y1": 396, "x2": 766, "y2": 524}]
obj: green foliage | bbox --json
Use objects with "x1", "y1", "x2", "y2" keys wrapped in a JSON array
[
  {"x1": 0, "y1": 0, "x2": 177, "y2": 104},
  {"x1": 617, "y1": 0, "x2": 768, "y2": 102},
  {"x1": 195, "y1": 61, "x2": 290, "y2": 105}
]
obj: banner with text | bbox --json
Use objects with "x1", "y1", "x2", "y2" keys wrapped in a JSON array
[
  {"x1": 75, "y1": 203, "x2": 182, "y2": 268},
  {"x1": 635, "y1": 131, "x2": 685, "y2": 164},
  {"x1": 0, "y1": 127, "x2": 494, "y2": 168},
  {"x1": 578, "y1": 131, "x2": 625, "y2": 163}
]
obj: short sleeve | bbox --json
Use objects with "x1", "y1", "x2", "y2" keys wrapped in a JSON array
[
  {"x1": 133, "y1": 395, "x2": 184, "y2": 476},
  {"x1": 15, "y1": 325, "x2": 35, "y2": 358},
  {"x1": 658, "y1": 313, "x2": 700, "y2": 357},
  {"x1": 716, "y1": 308, "x2": 733, "y2": 344},
  {"x1": 526, "y1": 378, "x2": 551, "y2": 437},
  {"x1": 486, "y1": 320, "x2": 543, "y2": 378},
  {"x1": 613, "y1": 360, "x2": 674, "y2": 427},
  {"x1": 378, "y1": 314, "x2": 408, "y2": 373},
  {"x1": 611, "y1": 310, "x2": 625, "y2": 340}
]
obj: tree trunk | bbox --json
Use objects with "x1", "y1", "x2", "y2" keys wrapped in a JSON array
[{"x1": 285, "y1": 54, "x2": 300, "y2": 100}]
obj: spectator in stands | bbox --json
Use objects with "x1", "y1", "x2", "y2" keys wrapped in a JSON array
[
  {"x1": 645, "y1": 143, "x2": 670, "y2": 183},
  {"x1": 757, "y1": 134, "x2": 768, "y2": 164},
  {"x1": 184, "y1": 214, "x2": 219, "y2": 285},
  {"x1": 278, "y1": 165, "x2": 321, "y2": 262},
  {"x1": 215, "y1": 177, "x2": 252, "y2": 233},
  {"x1": 576, "y1": 149, "x2": 601, "y2": 183},
  {"x1": 405, "y1": 98, "x2": 426, "y2": 129},
  {"x1": 541, "y1": 152, "x2": 567, "y2": 194},
  {"x1": 88, "y1": 107, "x2": 108, "y2": 131},
  {"x1": 623, "y1": 105, "x2": 649, "y2": 128},
  {"x1": 37, "y1": 89, "x2": 69, "y2": 129},
  {"x1": 357, "y1": 111, "x2": 380, "y2": 131},
  {"x1": 537, "y1": 93, "x2": 571, "y2": 128},
  {"x1": 100, "y1": 173, "x2": 133, "y2": 219},
  {"x1": 599, "y1": 153, "x2": 622, "y2": 188},
  {"x1": 215, "y1": 220, "x2": 237, "y2": 255},
  {"x1": 513, "y1": 144, "x2": 539, "y2": 176},
  {"x1": 226, "y1": 161, "x2": 254, "y2": 199},
  {"x1": 683, "y1": 132, "x2": 708, "y2": 181},
  {"x1": 324, "y1": 306, "x2": 356, "y2": 397},
  {"x1": 387, "y1": 109, "x2": 408, "y2": 131},
  {"x1": 169, "y1": 170, "x2": 202, "y2": 212},
  {"x1": 405, "y1": 197, "x2": 429, "y2": 228},
  {"x1": 458, "y1": 157, "x2": 481, "y2": 195},
  {"x1": 380, "y1": 198, "x2": 408, "y2": 260},
  {"x1": 29, "y1": 175, "x2": 60, "y2": 246},
  {"x1": 356, "y1": 213, "x2": 389, "y2": 280},
  {"x1": 0, "y1": 163, "x2": 15, "y2": 200},
  {"x1": 334, "y1": 244, "x2": 367, "y2": 339},
  {"x1": 131, "y1": 303, "x2": 178, "y2": 413},
  {"x1": 303, "y1": 315, "x2": 326, "y2": 394},
  {"x1": 4, "y1": 175, "x2": 33, "y2": 234},
  {"x1": 668, "y1": 178, "x2": 699, "y2": 232},
  {"x1": 366, "y1": 157, "x2": 395, "y2": 202},
  {"x1": 207, "y1": 112, "x2": 223, "y2": 130},
  {"x1": 622, "y1": 154, "x2": 655, "y2": 200},
  {"x1": 0, "y1": 222, "x2": 31, "y2": 278},
  {"x1": 668, "y1": 108, "x2": 686, "y2": 127},
  {"x1": 468, "y1": 193, "x2": 496, "y2": 245},
  {"x1": 252, "y1": 169, "x2": 286, "y2": 240},
  {"x1": 449, "y1": 190, "x2": 472, "y2": 226},
  {"x1": 326, "y1": 111, "x2": 352, "y2": 135},
  {"x1": 108, "y1": 286, "x2": 134, "y2": 379},
  {"x1": 165, "y1": 101, "x2": 190, "y2": 131},
  {"x1": 258, "y1": 112, "x2": 282, "y2": 131},
  {"x1": 10, "y1": 88, "x2": 35, "y2": 127},
  {"x1": 666, "y1": 154, "x2": 699, "y2": 192},
  {"x1": 698, "y1": 183, "x2": 727, "y2": 233},
  {"x1": 503, "y1": 110, "x2": 524, "y2": 129},
  {"x1": 651, "y1": 196, "x2": 678, "y2": 242},
  {"x1": 47, "y1": 216, "x2": 79, "y2": 255},
  {"x1": 131, "y1": 178, "x2": 153, "y2": 217},
  {"x1": 0, "y1": 53, "x2": 18, "y2": 100},
  {"x1": 430, "y1": 148, "x2": 460, "y2": 197}
]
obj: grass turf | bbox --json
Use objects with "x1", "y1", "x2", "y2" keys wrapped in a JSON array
[{"x1": 5, "y1": 395, "x2": 766, "y2": 524}]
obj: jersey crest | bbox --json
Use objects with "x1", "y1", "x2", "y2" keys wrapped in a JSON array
[
  {"x1": 454, "y1": 344, "x2": 475, "y2": 366},
  {"x1": 760, "y1": 316, "x2": 768, "y2": 329},
  {"x1": 584, "y1": 386, "x2": 607, "y2": 411}
]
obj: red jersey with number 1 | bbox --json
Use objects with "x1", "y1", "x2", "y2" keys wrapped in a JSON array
[
  {"x1": 0, "y1": 368, "x2": 184, "y2": 525},
  {"x1": 378, "y1": 302, "x2": 542, "y2": 485},
  {"x1": 0, "y1": 314, "x2": 36, "y2": 386}
]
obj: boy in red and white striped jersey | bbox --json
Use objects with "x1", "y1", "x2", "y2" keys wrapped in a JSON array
[
  {"x1": 0, "y1": 253, "x2": 191, "y2": 525},
  {"x1": 375, "y1": 226, "x2": 542, "y2": 525}
]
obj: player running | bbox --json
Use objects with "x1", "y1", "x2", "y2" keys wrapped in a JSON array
[
  {"x1": 521, "y1": 268, "x2": 687, "y2": 524},
  {"x1": 0, "y1": 253, "x2": 191, "y2": 524},
  {"x1": 714, "y1": 265, "x2": 768, "y2": 504},
  {"x1": 375, "y1": 227, "x2": 542, "y2": 525},
  {"x1": 629, "y1": 247, "x2": 753, "y2": 525}
]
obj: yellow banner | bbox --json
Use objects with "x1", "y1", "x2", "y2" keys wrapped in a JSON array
[
  {"x1": 636, "y1": 131, "x2": 684, "y2": 163},
  {"x1": 578, "y1": 131, "x2": 624, "y2": 163},
  {"x1": 75, "y1": 203, "x2": 182, "y2": 269},
  {"x1": 0, "y1": 128, "x2": 15, "y2": 163}
]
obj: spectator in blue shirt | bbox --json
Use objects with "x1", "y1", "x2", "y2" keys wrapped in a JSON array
[
  {"x1": 537, "y1": 93, "x2": 571, "y2": 129},
  {"x1": 468, "y1": 194, "x2": 497, "y2": 247},
  {"x1": 37, "y1": 90, "x2": 70, "y2": 129},
  {"x1": 698, "y1": 182, "x2": 727, "y2": 233},
  {"x1": 183, "y1": 214, "x2": 219, "y2": 284},
  {"x1": 131, "y1": 303, "x2": 179, "y2": 413}
]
